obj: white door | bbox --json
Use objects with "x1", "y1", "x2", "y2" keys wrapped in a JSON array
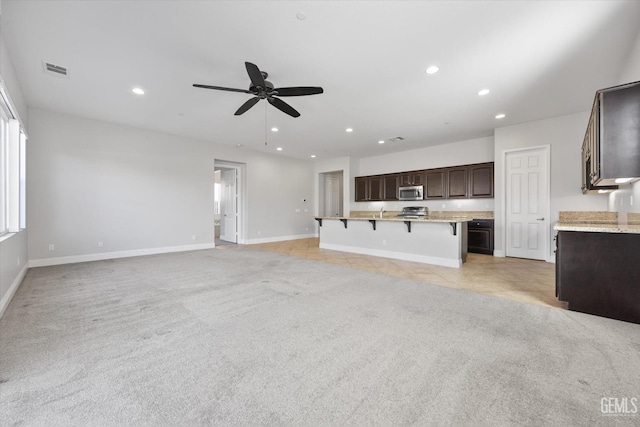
[
  {"x1": 506, "y1": 147, "x2": 549, "y2": 260},
  {"x1": 324, "y1": 174, "x2": 342, "y2": 216},
  {"x1": 220, "y1": 169, "x2": 237, "y2": 243}
]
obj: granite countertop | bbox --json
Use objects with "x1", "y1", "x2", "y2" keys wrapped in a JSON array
[
  {"x1": 554, "y1": 211, "x2": 640, "y2": 234},
  {"x1": 315, "y1": 215, "x2": 474, "y2": 223}
]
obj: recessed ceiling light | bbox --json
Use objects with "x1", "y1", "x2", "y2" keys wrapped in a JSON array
[
  {"x1": 276, "y1": 147, "x2": 283, "y2": 151},
  {"x1": 495, "y1": 113, "x2": 506, "y2": 119},
  {"x1": 426, "y1": 65, "x2": 439, "y2": 75},
  {"x1": 378, "y1": 140, "x2": 385, "y2": 144},
  {"x1": 346, "y1": 128, "x2": 353, "y2": 133},
  {"x1": 296, "y1": 12, "x2": 306, "y2": 20},
  {"x1": 310, "y1": 155, "x2": 316, "y2": 158},
  {"x1": 236, "y1": 144, "x2": 243, "y2": 147},
  {"x1": 132, "y1": 87, "x2": 145, "y2": 95},
  {"x1": 477, "y1": 89, "x2": 490, "y2": 96},
  {"x1": 271, "y1": 127, "x2": 279, "y2": 132}
]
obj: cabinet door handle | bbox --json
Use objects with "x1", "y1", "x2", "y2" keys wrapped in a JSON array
[{"x1": 536, "y1": 217, "x2": 545, "y2": 221}]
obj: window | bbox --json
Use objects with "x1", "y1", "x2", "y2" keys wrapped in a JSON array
[
  {"x1": 0, "y1": 104, "x2": 9, "y2": 235},
  {"x1": 0, "y1": 79, "x2": 27, "y2": 237}
]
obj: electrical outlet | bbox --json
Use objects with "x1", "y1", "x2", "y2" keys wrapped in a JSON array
[
  {"x1": 382, "y1": 239, "x2": 387, "y2": 245},
  {"x1": 97, "y1": 241, "x2": 104, "y2": 247},
  {"x1": 48, "y1": 244, "x2": 55, "y2": 251},
  {"x1": 191, "y1": 235, "x2": 196, "y2": 240},
  {"x1": 295, "y1": 208, "x2": 301, "y2": 212},
  {"x1": 17, "y1": 257, "x2": 20, "y2": 266}
]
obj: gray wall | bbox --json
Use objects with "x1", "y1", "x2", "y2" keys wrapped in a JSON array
[{"x1": 27, "y1": 108, "x2": 315, "y2": 262}]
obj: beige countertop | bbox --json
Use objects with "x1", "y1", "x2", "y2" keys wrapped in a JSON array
[
  {"x1": 554, "y1": 223, "x2": 640, "y2": 234},
  {"x1": 554, "y1": 211, "x2": 640, "y2": 234},
  {"x1": 315, "y1": 215, "x2": 474, "y2": 223}
]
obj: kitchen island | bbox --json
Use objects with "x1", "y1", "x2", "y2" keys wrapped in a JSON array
[{"x1": 315, "y1": 213, "x2": 471, "y2": 268}]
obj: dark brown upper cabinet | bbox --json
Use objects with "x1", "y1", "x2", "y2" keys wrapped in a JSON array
[
  {"x1": 399, "y1": 171, "x2": 424, "y2": 186},
  {"x1": 354, "y1": 162, "x2": 494, "y2": 201},
  {"x1": 383, "y1": 175, "x2": 399, "y2": 200},
  {"x1": 468, "y1": 163, "x2": 494, "y2": 198},
  {"x1": 447, "y1": 167, "x2": 468, "y2": 198},
  {"x1": 355, "y1": 176, "x2": 384, "y2": 202},
  {"x1": 424, "y1": 169, "x2": 446, "y2": 199},
  {"x1": 582, "y1": 80, "x2": 640, "y2": 193}
]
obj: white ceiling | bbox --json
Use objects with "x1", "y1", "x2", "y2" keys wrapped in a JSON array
[{"x1": 2, "y1": 1, "x2": 639, "y2": 160}]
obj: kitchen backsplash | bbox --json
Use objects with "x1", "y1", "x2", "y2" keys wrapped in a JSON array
[{"x1": 352, "y1": 197, "x2": 494, "y2": 213}]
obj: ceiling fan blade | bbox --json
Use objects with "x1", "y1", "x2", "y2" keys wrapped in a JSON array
[
  {"x1": 193, "y1": 84, "x2": 253, "y2": 94},
  {"x1": 245, "y1": 62, "x2": 266, "y2": 90},
  {"x1": 268, "y1": 97, "x2": 300, "y2": 118},
  {"x1": 274, "y1": 87, "x2": 324, "y2": 97},
  {"x1": 234, "y1": 97, "x2": 261, "y2": 115}
]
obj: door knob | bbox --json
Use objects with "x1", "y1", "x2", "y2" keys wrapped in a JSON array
[{"x1": 536, "y1": 217, "x2": 545, "y2": 221}]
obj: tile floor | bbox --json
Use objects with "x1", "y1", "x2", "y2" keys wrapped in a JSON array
[{"x1": 224, "y1": 238, "x2": 564, "y2": 309}]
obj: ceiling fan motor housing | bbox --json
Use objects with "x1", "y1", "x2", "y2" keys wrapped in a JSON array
[{"x1": 251, "y1": 79, "x2": 274, "y2": 95}]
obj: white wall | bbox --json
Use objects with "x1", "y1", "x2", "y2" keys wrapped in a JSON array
[
  {"x1": 27, "y1": 108, "x2": 315, "y2": 263},
  {"x1": 632, "y1": 182, "x2": 640, "y2": 213},
  {"x1": 353, "y1": 136, "x2": 495, "y2": 213},
  {"x1": 494, "y1": 112, "x2": 608, "y2": 260},
  {"x1": 358, "y1": 136, "x2": 494, "y2": 176},
  {"x1": 617, "y1": 28, "x2": 640, "y2": 85},
  {"x1": 0, "y1": 26, "x2": 28, "y2": 317}
]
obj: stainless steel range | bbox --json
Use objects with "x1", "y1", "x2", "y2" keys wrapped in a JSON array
[{"x1": 396, "y1": 206, "x2": 429, "y2": 218}]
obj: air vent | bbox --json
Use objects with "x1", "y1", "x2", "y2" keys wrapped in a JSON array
[
  {"x1": 43, "y1": 61, "x2": 69, "y2": 78},
  {"x1": 389, "y1": 136, "x2": 405, "y2": 142}
]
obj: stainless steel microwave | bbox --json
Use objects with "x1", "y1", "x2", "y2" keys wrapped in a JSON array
[{"x1": 399, "y1": 185, "x2": 424, "y2": 201}]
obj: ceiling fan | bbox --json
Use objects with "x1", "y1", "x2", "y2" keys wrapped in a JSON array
[{"x1": 193, "y1": 62, "x2": 324, "y2": 118}]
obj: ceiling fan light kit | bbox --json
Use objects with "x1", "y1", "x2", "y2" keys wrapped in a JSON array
[{"x1": 194, "y1": 62, "x2": 323, "y2": 118}]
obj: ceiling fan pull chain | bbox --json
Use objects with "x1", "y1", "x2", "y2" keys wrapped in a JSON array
[{"x1": 264, "y1": 102, "x2": 268, "y2": 146}]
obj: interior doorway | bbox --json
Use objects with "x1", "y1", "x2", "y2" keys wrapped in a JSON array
[
  {"x1": 214, "y1": 161, "x2": 245, "y2": 245},
  {"x1": 319, "y1": 171, "x2": 344, "y2": 217},
  {"x1": 504, "y1": 146, "x2": 550, "y2": 261}
]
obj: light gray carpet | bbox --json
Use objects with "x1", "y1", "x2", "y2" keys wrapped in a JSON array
[{"x1": 1, "y1": 248, "x2": 639, "y2": 426}]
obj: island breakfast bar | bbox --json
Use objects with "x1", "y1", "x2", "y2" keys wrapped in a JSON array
[{"x1": 315, "y1": 214, "x2": 471, "y2": 268}]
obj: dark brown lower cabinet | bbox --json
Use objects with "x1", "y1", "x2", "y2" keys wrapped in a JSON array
[
  {"x1": 468, "y1": 219, "x2": 494, "y2": 255},
  {"x1": 556, "y1": 230, "x2": 640, "y2": 324}
]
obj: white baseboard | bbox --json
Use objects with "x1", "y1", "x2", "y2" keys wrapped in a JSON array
[
  {"x1": 28, "y1": 243, "x2": 215, "y2": 268},
  {"x1": 0, "y1": 262, "x2": 28, "y2": 319},
  {"x1": 493, "y1": 250, "x2": 505, "y2": 257},
  {"x1": 245, "y1": 233, "x2": 317, "y2": 245},
  {"x1": 319, "y1": 242, "x2": 462, "y2": 268}
]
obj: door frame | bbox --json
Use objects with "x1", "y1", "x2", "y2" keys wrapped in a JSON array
[
  {"x1": 214, "y1": 160, "x2": 246, "y2": 245},
  {"x1": 501, "y1": 144, "x2": 551, "y2": 262},
  {"x1": 320, "y1": 170, "x2": 344, "y2": 217}
]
